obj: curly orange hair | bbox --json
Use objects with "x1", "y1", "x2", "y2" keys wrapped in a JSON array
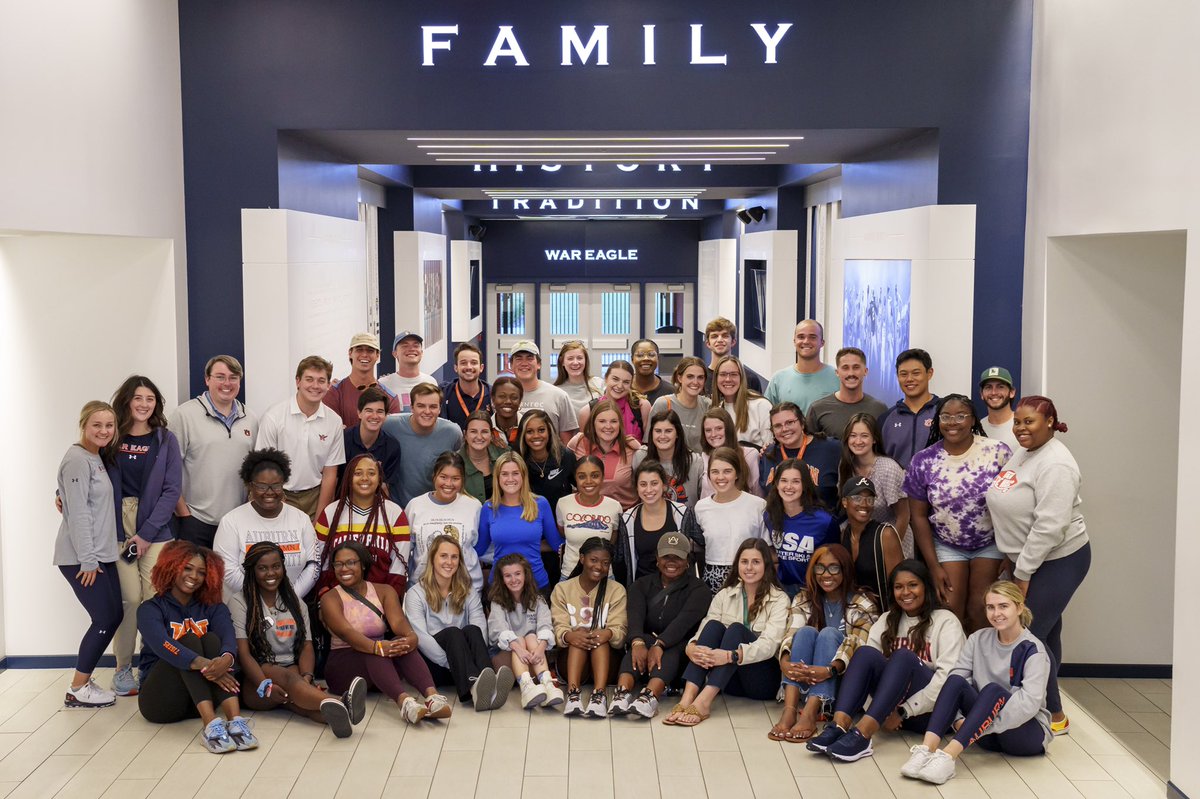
[{"x1": 150, "y1": 541, "x2": 225, "y2": 605}]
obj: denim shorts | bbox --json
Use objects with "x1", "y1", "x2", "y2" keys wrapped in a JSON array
[{"x1": 934, "y1": 538, "x2": 1003, "y2": 563}]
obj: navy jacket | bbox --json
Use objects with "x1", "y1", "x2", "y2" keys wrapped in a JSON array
[
  {"x1": 877, "y1": 396, "x2": 941, "y2": 469},
  {"x1": 108, "y1": 427, "x2": 183, "y2": 544},
  {"x1": 136, "y1": 592, "x2": 236, "y2": 681}
]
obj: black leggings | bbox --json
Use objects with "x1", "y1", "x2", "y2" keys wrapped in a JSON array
[
  {"x1": 619, "y1": 641, "x2": 687, "y2": 685},
  {"x1": 422, "y1": 626, "x2": 492, "y2": 701},
  {"x1": 59, "y1": 564, "x2": 122, "y2": 674},
  {"x1": 138, "y1": 633, "x2": 236, "y2": 723},
  {"x1": 926, "y1": 674, "x2": 1045, "y2": 755},
  {"x1": 681, "y1": 621, "x2": 781, "y2": 700},
  {"x1": 1026, "y1": 543, "x2": 1091, "y2": 714}
]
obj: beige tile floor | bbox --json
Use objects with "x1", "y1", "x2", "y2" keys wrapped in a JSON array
[{"x1": 0, "y1": 667, "x2": 1171, "y2": 798}]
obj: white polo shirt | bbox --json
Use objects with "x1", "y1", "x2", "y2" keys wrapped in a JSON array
[{"x1": 256, "y1": 397, "x2": 347, "y2": 491}]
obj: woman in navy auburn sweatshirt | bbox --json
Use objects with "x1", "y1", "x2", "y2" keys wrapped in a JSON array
[{"x1": 136, "y1": 540, "x2": 258, "y2": 755}]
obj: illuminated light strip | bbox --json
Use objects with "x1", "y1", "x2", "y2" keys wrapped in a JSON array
[
  {"x1": 437, "y1": 157, "x2": 766, "y2": 163},
  {"x1": 418, "y1": 143, "x2": 790, "y2": 149},
  {"x1": 483, "y1": 191, "x2": 706, "y2": 198},
  {"x1": 428, "y1": 152, "x2": 775, "y2": 158},
  {"x1": 408, "y1": 136, "x2": 806, "y2": 142},
  {"x1": 514, "y1": 215, "x2": 669, "y2": 220}
]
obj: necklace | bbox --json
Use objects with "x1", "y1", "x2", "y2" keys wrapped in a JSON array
[{"x1": 528, "y1": 454, "x2": 551, "y2": 479}]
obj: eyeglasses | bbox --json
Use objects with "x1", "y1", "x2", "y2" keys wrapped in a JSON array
[
  {"x1": 813, "y1": 563, "x2": 843, "y2": 576},
  {"x1": 250, "y1": 482, "x2": 284, "y2": 494},
  {"x1": 333, "y1": 559, "x2": 361, "y2": 570},
  {"x1": 846, "y1": 495, "x2": 876, "y2": 507},
  {"x1": 938, "y1": 413, "x2": 972, "y2": 424},
  {"x1": 771, "y1": 418, "x2": 800, "y2": 431}
]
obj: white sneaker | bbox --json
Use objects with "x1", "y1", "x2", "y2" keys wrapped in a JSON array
[
  {"x1": 400, "y1": 696, "x2": 428, "y2": 725},
  {"x1": 491, "y1": 666, "x2": 515, "y2": 710},
  {"x1": 65, "y1": 680, "x2": 115, "y2": 708},
  {"x1": 471, "y1": 668, "x2": 498, "y2": 711},
  {"x1": 584, "y1": 691, "x2": 607, "y2": 718},
  {"x1": 540, "y1": 675, "x2": 565, "y2": 707},
  {"x1": 917, "y1": 750, "x2": 957, "y2": 785},
  {"x1": 563, "y1": 690, "x2": 584, "y2": 716},
  {"x1": 608, "y1": 688, "x2": 633, "y2": 716},
  {"x1": 424, "y1": 693, "x2": 452, "y2": 720},
  {"x1": 900, "y1": 744, "x2": 933, "y2": 778},
  {"x1": 520, "y1": 679, "x2": 547, "y2": 710},
  {"x1": 631, "y1": 691, "x2": 659, "y2": 719}
]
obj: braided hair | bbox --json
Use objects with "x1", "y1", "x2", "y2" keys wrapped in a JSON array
[
  {"x1": 242, "y1": 541, "x2": 308, "y2": 666},
  {"x1": 567, "y1": 536, "x2": 615, "y2": 631},
  {"x1": 318, "y1": 453, "x2": 401, "y2": 576}
]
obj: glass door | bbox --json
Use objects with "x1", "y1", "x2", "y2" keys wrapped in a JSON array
[
  {"x1": 644, "y1": 282, "x2": 694, "y2": 376},
  {"x1": 540, "y1": 283, "x2": 641, "y2": 381},
  {"x1": 485, "y1": 283, "x2": 535, "y2": 377}
]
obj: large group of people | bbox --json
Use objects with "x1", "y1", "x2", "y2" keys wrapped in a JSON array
[{"x1": 52, "y1": 319, "x2": 1089, "y2": 782}]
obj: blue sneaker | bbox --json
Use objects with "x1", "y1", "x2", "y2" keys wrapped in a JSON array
[
  {"x1": 203, "y1": 719, "x2": 236, "y2": 754},
  {"x1": 806, "y1": 722, "x2": 847, "y2": 753},
  {"x1": 827, "y1": 728, "x2": 874, "y2": 762},
  {"x1": 225, "y1": 716, "x2": 259, "y2": 750}
]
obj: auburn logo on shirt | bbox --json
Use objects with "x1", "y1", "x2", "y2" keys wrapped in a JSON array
[
  {"x1": 991, "y1": 470, "x2": 1019, "y2": 493},
  {"x1": 169, "y1": 618, "x2": 210, "y2": 640}
]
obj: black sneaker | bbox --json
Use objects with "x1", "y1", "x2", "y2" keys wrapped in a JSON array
[
  {"x1": 343, "y1": 676, "x2": 368, "y2": 725},
  {"x1": 806, "y1": 722, "x2": 848, "y2": 753}
]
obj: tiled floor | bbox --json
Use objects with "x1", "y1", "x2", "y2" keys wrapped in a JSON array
[
  {"x1": 0, "y1": 668, "x2": 1171, "y2": 798},
  {"x1": 1060, "y1": 677, "x2": 1171, "y2": 782}
]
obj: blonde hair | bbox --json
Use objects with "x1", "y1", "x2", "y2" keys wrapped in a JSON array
[
  {"x1": 420, "y1": 535, "x2": 472, "y2": 615},
  {"x1": 491, "y1": 451, "x2": 539, "y2": 521},
  {"x1": 986, "y1": 581, "x2": 1033, "y2": 628},
  {"x1": 78, "y1": 401, "x2": 117, "y2": 458}
]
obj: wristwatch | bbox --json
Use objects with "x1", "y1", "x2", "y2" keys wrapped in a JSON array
[{"x1": 897, "y1": 706, "x2": 910, "y2": 720}]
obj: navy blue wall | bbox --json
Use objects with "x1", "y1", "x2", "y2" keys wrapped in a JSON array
[
  {"x1": 277, "y1": 133, "x2": 359, "y2": 220},
  {"x1": 178, "y1": 0, "x2": 1033, "y2": 395},
  {"x1": 841, "y1": 131, "x2": 941, "y2": 219}
]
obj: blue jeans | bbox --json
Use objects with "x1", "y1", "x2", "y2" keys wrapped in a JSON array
[{"x1": 782, "y1": 626, "x2": 844, "y2": 701}]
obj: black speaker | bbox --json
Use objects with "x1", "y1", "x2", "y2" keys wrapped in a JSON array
[
  {"x1": 748, "y1": 205, "x2": 766, "y2": 222},
  {"x1": 736, "y1": 209, "x2": 753, "y2": 225},
  {"x1": 468, "y1": 224, "x2": 487, "y2": 241}
]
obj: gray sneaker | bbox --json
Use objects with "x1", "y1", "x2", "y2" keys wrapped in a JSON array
[
  {"x1": 203, "y1": 719, "x2": 236, "y2": 754},
  {"x1": 321, "y1": 698, "x2": 353, "y2": 738},
  {"x1": 112, "y1": 665, "x2": 139, "y2": 697}
]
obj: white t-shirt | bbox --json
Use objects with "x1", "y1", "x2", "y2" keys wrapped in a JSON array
[
  {"x1": 255, "y1": 398, "x2": 346, "y2": 491},
  {"x1": 720, "y1": 397, "x2": 775, "y2": 448},
  {"x1": 213, "y1": 502, "x2": 319, "y2": 597},
  {"x1": 404, "y1": 492, "x2": 484, "y2": 592},
  {"x1": 690, "y1": 491, "x2": 768, "y2": 566},
  {"x1": 378, "y1": 372, "x2": 437, "y2": 411},
  {"x1": 981, "y1": 417, "x2": 1020, "y2": 453},
  {"x1": 520, "y1": 381, "x2": 579, "y2": 435},
  {"x1": 555, "y1": 494, "x2": 622, "y2": 578}
]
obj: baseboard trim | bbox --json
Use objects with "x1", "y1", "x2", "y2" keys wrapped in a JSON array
[
  {"x1": 1059, "y1": 663, "x2": 1172, "y2": 679},
  {"x1": 1169, "y1": 781, "x2": 1190, "y2": 799},
  {"x1": 0, "y1": 655, "x2": 117, "y2": 670}
]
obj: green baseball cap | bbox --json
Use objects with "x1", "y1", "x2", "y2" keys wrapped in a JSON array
[{"x1": 978, "y1": 366, "x2": 1013, "y2": 388}]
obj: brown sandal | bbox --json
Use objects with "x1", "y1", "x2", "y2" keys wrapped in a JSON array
[
  {"x1": 662, "y1": 703, "x2": 688, "y2": 726},
  {"x1": 675, "y1": 705, "x2": 709, "y2": 727},
  {"x1": 769, "y1": 707, "x2": 799, "y2": 741}
]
